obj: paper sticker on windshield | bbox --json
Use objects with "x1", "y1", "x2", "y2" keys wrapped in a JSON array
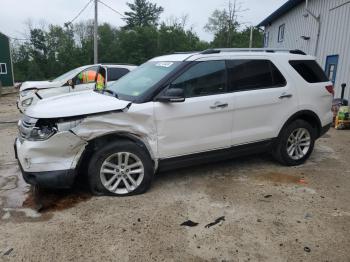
[{"x1": 156, "y1": 62, "x2": 174, "y2": 68}]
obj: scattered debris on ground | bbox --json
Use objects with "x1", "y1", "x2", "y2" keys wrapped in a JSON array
[
  {"x1": 205, "y1": 216, "x2": 225, "y2": 228},
  {"x1": 180, "y1": 220, "x2": 199, "y2": 227}
]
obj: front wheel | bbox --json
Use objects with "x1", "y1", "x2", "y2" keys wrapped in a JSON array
[
  {"x1": 88, "y1": 140, "x2": 154, "y2": 196},
  {"x1": 273, "y1": 119, "x2": 316, "y2": 166}
]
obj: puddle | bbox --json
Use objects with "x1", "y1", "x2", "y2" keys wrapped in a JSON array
[
  {"x1": 0, "y1": 165, "x2": 91, "y2": 222},
  {"x1": 22, "y1": 186, "x2": 91, "y2": 213},
  {"x1": 254, "y1": 172, "x2": 301, "y2": 184}
]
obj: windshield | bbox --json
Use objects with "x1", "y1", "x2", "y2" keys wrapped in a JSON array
[
  {"x1": 53, "y1": 67, "x2": 84, "y2": 82},
  {"x1": 108, "y1": 61, "x2": 180, "y2": 99}
]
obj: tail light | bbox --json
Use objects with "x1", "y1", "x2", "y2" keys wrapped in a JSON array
[{"x1": 325, "y1": 85, "x2": 334, "y2": 96}]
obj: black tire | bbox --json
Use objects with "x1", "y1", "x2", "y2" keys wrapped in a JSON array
[
  {"x1": 88, "y1": 140, "x2": 154, "y2": 196},
  {"x1": 272, "y1": 119, "x2": 316, "y2": 166}
]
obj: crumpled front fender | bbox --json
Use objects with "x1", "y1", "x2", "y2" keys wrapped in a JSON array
[{"x1": 71, "y1": 104, "x2": 158, "y2": 163}]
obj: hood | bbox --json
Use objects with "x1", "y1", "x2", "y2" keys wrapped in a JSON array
[
  {"x1": 20, "y1": 81, "x2": 62, "y2": 91},
  {"x1": 25, "y1": 90, "x2": 131, "y2": 119}
]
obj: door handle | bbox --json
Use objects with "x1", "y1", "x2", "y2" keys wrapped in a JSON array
[
  {"x1": 210, "y1": 102, "x2": 228, "y2": 109},
  {"x1": 279, "y1": 93, "x2": 293, "y2": 99}
]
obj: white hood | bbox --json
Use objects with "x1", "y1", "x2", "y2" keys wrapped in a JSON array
[
  {"x1": 25, "y1": 90, "x2": 130, "y2": 119},
  {"x1": 20, "y1": 81, "x2": 62, "y2": 91}
]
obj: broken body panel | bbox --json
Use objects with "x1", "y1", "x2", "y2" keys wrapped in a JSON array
[{"x1": 16, "y1": 90, "x2": 159, "y2": 188}]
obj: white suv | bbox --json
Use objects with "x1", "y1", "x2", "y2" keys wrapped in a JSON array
[
  {"x1": 15, "y1": 49, "x2": 333, "y2": 196},
  {"x1": 17, "y1": 64, "x2": 137, "y2": 112}
]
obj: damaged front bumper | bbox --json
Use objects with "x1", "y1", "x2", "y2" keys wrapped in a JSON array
[{"x1": 14, "y1": 131, "x2": 87, "y2": 189}]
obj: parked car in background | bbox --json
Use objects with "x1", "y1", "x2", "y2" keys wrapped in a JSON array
[
  {"x1": 15, "y1": 49, "x2": 333, "y2": 197},
  {"x1": 17, "y1": 64, "x2": 137, "y2": 112}
]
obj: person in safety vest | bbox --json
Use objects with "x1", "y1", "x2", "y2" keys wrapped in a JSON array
[
  {"x1": 95, "y1": 70, "x2": 105, "y2": 91},
  {"x1": 77, "y1": 70, "x2": 95, "y2": 84},
  {"x1": 77, "y1": 69, "x2": 105, "y2": 91}
]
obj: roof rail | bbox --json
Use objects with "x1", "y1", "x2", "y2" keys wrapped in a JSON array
[
  {"x1": 173, "y1": 51, "x2": 199, "y2": 54},
  {"x1": 201, "y1": 48, "x2": 306, "y2": 55}
]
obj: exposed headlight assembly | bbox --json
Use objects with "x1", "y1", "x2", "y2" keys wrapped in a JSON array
[
  {"x1": 21, "y1": 117, "x2": 84, "y2": 141},
  {"x1": 29, "y1": 125, "x2": 57, "y2": 141},
  {"x1": 21, "y1": 97, "x2": 33, "y2": 107},
  {"x1": 21, "y1": 89, "x2": 37, "y2": 97}
]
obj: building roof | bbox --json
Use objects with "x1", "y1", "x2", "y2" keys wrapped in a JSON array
[
  {"x1": 0, "y1": 31, "x2": 9, "y2": 39},
  {"x1": 257, "y1": 0, "x2": 304, "y2": 27}
]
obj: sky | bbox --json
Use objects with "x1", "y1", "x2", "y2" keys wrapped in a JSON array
[{"x1": 0, "y1": 0, "x2": 288, "y2": 41}]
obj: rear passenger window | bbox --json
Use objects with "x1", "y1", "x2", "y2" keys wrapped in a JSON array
[
  {"x1": 171, "y1": 61, "x2": 226, "y2": 97},
  {"x1": 289, "y1": 60, "x2": 329, "y2": 83},
  {"x1": 227, "y1": 60, "x2": 286, "y2": 91},
  {"x1": 107, "y1": 68, "x2": 130, "y2": 81}
]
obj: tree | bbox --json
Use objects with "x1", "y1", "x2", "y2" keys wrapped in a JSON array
[
  {"x1": 205, "y1": 0, "x2": 248, "y2": 47},
  {"x1": 123, "y1": 0, "x2": 164, "y2": 29},
  {"x1": 157, "y1": 18, "x2": 209, "y2": 53}
]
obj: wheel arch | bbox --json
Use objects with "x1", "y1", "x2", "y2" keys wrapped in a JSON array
[
  {"x1": 279, "y1": 110, "x2": 322, "y2": 138},
  {"x1": 76, "y1": 132, "x2": 157, "y2": 178}
]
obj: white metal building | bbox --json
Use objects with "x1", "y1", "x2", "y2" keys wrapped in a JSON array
[{"x1": 258, "y1": 0, "x2": 350, "y2": 101}]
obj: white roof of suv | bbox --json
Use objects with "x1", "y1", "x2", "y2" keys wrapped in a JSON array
[{"x1": 150, "y1": 49, "x2": 316, "y2": 62}]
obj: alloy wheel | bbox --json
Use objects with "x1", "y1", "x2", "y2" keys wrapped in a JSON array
[
  {"x1": 286, "y1": 128, "x2": 311, "y2": 160},
  {"x1": 100, "y1": 152, "x2": 144, "y2": 195}
]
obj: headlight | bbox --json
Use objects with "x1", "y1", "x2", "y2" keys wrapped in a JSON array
[
  {"x1": 21, "y1": 89, "x2": 35, "y2": 97},
  {"x1": 29, "y1": 126, "x2": 57, "y2": 141},
  {"x1": 21, "y1": 97, "x2": 33, "y2": 107},
  {"x1": 21, "y1": 117, "x2": 84, "y2": 141}
]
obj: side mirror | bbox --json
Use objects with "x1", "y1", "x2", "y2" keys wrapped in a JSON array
[
  {"x1": 67, "y1": 79, "x2": 75, "y2": 89},
  {"x1": 157, "y1": 88, "x2": 185, "y2": 103}
]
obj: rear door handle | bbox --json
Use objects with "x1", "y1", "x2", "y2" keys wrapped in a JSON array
[
  {"x1": 279, "y1": 93, "x2": 293, "y2": 99},
  {"x1": 210, "y1": 102, "x2": 228, "y2": 109}
]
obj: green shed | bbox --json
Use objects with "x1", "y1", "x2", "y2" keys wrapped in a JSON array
[{"x1": 0, "y1": 32, "x2": 14, "y2": 87}]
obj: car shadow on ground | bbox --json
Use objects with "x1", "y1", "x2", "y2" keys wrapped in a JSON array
[
  {"x1": 5, "y1": 153, "x2": 276, "y2": 216},
  {"x1": 155, "y1": 153, "x2": 277, "y2": 184}
]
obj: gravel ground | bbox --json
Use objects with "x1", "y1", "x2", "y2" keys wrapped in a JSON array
[{"x1": 0, "y1": 93, "x2": 349, "y2": 262}]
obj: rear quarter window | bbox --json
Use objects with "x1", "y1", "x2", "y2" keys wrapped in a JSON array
[
  {"x1": 227, "y1": 59, "x2": 286, "y2": 92},
  {"x1": 289, "y1": 60, "x2": 329, "y2": 83}
]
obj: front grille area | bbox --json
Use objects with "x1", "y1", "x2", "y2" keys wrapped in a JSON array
[{"x1": 18, "y1": 116, "x2": 37, "y2": 140}]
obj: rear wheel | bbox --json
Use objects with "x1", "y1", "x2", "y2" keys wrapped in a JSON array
[
  {"x1": 88, "y1": 140, "x2": 154, "y2": 196},
  {"x1": 273, "y1": 119, "x2": 316, "y2": 166}
]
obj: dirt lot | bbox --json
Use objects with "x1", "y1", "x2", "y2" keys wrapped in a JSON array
[{"x1": 0, "y1": 93, "x2": 349, "y2": 262}]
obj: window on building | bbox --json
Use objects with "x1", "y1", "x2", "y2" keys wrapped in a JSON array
[
  {"x1": 171, "y1": 61, "x2": 227, "y2": 97},
  {"x1": 289, "y1": 60, "x2": 329, "y2": 83},
  {"x1": 107, "y1": 68, "x2": 130, "y2": 81},
  {"x1": 0, "y1": 63, "x2": 7, "y2": 74},
  {"x1": 264, "y1": 32, "x2": 269, "y2": 47},
  {"x1": 227, "y1": 60, "x2": 286, "y2": 92},
  {"x1": 278, "y1": 24, "x2": 285, "y2": 43}
]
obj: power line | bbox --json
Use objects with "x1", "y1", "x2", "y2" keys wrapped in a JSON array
[
  {"x1": 65, "y1": 0, "x2": 93, "y2": 26},
  {"x1": 98, "y1": 0, "x2": 126, "y2": 18}
]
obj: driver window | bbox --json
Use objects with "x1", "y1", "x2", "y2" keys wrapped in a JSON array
[
  {"x1": 74, "y1": 66, "x2": 99, "y2": 85},
  {"x1": 171, "y1": 61, "x2": 226, "y2": 98}
]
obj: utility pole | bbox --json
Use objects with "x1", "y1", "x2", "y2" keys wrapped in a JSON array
[
  {"x1": 249, "y1": 26, "x2": 254, "y2": 48},
  {"x1": 94, "y1": 0, "x2": 98, "y2": 64}
]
